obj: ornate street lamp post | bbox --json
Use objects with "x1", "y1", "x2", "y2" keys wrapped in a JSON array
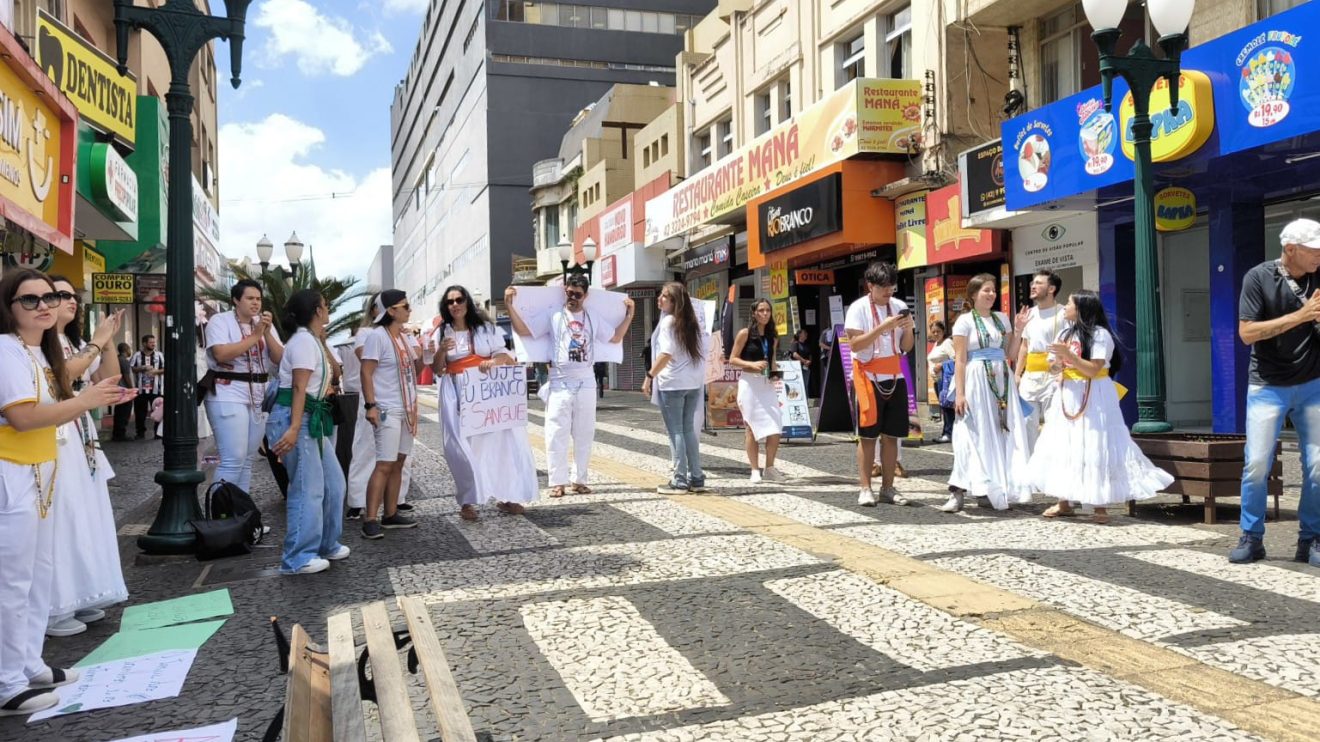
[
  {"x1": 1082, "y1": 0, "x2": 1194, "y2": 434},
  {"x1": 114, "y1": 0, "x2": 254, "y2": 554},
  {"x1": 255, "y1": 234, "x2": 273, "y2": 275},
  {"x1": 284, "y1": 231, "x2": 305, "y2": 282},
  {"x1": 558, "y1": 237, "x2": 598, "y2": 284}
]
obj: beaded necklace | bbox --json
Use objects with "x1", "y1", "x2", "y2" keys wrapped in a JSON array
[
  {"x1": 17, "y1": 340, "x2": 59, "y2": 518},
  {"x1": 867, "y1": 298, "x2": 900, "y2": 399},
  {"x1": 387, "y1": 328, "x2": 418, "y2": 435},
  {"x1": 972, "y1": 311, "x2": 1011, "y2": 431}
]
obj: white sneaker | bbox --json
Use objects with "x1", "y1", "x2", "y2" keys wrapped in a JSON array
[
  {"x1": 291, "y1": 558, "x2": 330, "y2": 575},
  {"x1": 877, "y1": 487, "x2": 912, "y2": 506},
  {"x1": 940, "y1": 492, "x2": 965, "y2": 513},
  {"x1": 324, "y1": 545, "x2": 351, "y2": 561},
  {"x1": 45, "y1": 617, "x2": 86, "y2": 638},
  {"x1": 29, "y1": 667, "x2": 79, "y2": 689},
  {"x1": 749, "y1": 469, "x2": 763, "y2": 483},
  {"x1": 857, "y1": 488, "x2": 877, "y2": 507},
  {"x1": 763, "y1": 466, "x2": 786, "y2": 482},
  {"x1": 74, "y1": 608, "x2": 105, "y2": 624}
]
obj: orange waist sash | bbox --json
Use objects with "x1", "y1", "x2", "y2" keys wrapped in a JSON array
[
  {"x1": 446, "y1": 354, "x2": 488, "y2": 375},
  {"x1": 852, "y1": 355, "x2": 902, "y2": 427}
]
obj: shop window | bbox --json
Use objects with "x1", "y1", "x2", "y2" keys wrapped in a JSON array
[
  {"x1": 718, "y1": 117, "x2": 734, "y2": 158},
  {"x1": 755, "y1": 91, "x2": 773, "y2": 136},
  {"x1": 886, "y1": 5, "x2": 911, "y2": 79},
  {"x1": 1259, "y1": 0, "x2": 1307, "y2": 19},
  {"x1": 837, "y1": 32, "x2": 865, "y2": 89}
]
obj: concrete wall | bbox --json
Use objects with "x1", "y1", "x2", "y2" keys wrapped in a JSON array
[{"x1": 635, "y1": 103, "x2": 685, "y2": 186}]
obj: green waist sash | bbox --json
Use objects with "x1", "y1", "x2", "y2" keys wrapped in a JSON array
[{"x1": 274, "y1": 387, "x2": 335, "y2": 439}]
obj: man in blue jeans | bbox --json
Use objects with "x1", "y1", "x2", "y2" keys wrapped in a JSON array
[{"x1": 1233, "y1": 218, "x2": 1320, "y2": 565}]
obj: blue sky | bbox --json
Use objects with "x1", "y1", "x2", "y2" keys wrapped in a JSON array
[{"x1": 216, "y1": 0, "x2": 430, "y2": 282}]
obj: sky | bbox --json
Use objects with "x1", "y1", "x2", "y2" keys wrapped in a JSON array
[{"x1": 216, "y1": 0, "x2": 431, "y2": 284}]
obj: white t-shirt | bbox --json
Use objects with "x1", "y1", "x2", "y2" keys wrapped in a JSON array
[
  {"x1": 1063, "y1": 327, "x2": 1114, "y2": 369},
  {"x1": 547, "y1": 308, "x2": 614, "y2": 382},
  {"x1": 279, "y1": 329, "x2": 331, "y2": 396},
  {"x1": 361, "y1": 326, "x2": 419, "y2": 411},
  {"x1": 443, "y1": 322, "x2": 512, "y2": 363},
  {"x1": 337, "y1": 335, "x2": 364, "y2": 393},
  {"x1": 654, "y1": 315, "x2": 707, "y2": 391},
  {"x1": 844, "y1": 296, "x2": 909, "y2": 381},
  {"x1": 205, "y1": 311, "x2": 276, "y2": 406},
  {"x1": 953, "y1": 311, "x2": 1011, "y2": 352},
  {"x1": 0, "y1": 336, "x2": 55, "y2": 427},
  {"x1": 1024, "y1": 305, "x2": 1070, "y2": 355}
]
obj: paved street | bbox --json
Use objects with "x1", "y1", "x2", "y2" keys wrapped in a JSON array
[{"x1": 3, "y1": 393, "x2": 1320, "y2": 741}]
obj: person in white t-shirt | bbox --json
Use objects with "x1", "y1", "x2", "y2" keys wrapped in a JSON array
[
  {"x1": 203, "y1": 279, "x2": 284, "y2": 495},
  {"x1": 642, "y1": 282, "x2": 709, "y2": 494},
  {"x1": 505, "y1": 275, "x2": 634, "y2": 498},
  {"x1": 844, "y1": 262, "x2": 916, "y2": 508},
  {"x1": 267, "y1": 290, "x2": 348, "y2": 575},
  {"x1": 1015, "y1": 270, "x2": 1071, "y2": 451},
  {"x1": 359, "y1": 289, "x2": 422, "y2": 539}
]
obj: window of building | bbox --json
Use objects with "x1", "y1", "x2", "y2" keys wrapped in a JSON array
[
  {"x1": 838, "y1": 32, "x2": 865, "y2": 88},
  {"x1": 1040, "y1": 5, "x2": 1084, "y2": 104},
  {"x1": 543, "y1": 207, "x2": 560, "y2": 251},
  {"x1": 718, "y1": 117, "x2": 734, "y2": 157},
  {"x1": 755, "y1": 91, "x2": 773, "y2": 136},
  {"x1": 492, "y1": 2, "x2": 695, "y2": 35},
  {"x1": 1259, "y1": 0, "x2": 1307, "y2": 18},
  {"x1": 779, "y1": 80, "x2": 792, "y2": 122},
  {"x1": 464, "y1": 16, "x2": 479, "y2": 51},
  {"x1": 695, "y1": 131, "x2": 712, "y2": 172},
  {"x1": 886, "y1": 5, "x2": 911, "y2": 79},
  {"x1": 660, "y1": 133, "x2": 669, "y2": 157}
]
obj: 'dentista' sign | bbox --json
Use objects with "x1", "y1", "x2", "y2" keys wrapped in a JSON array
[
  {"x1": 34, "y1": 10, "x2": 136, "y2": 147},
  {"x1": 1119, "y1": 71, "x2": 1214, "y2": 163}
]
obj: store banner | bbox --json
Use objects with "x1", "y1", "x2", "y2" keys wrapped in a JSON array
[
  {"x1": 645, "y1": 78, "x2": 922, "y2": 245},
  {"x1": 1013, "y1": 213, "x2": 1100, "y2": 276},
  {"x1": 959, "y1": 140, "x2": 1005, "y2": 216},
  {"x1": 598, "y1": 200, "x2": 632, "y2": 254},
  {"x1": 795, "y1": 269, "x2": 834, "y2": 285},
  {"x1": 89, "y1": 142, "x2": 139, "y2": 222},
  {"x1": 769, "y1": 260, "x2": 789, "y2": 300},
  {"x1": 91, "y1": 273, "x2": 134, "y2": 304},
  {"x1": 772, "y1": 299, "x2": 790, "y2": 337},
  {"x1": 777, "y1": 361, "x2": 812, "y2": 440},
  {"x1": 1117, "y1": 72, "x2": 1214, "y2": 163},
  {"x1": 680, "y1": 238, "x2": 730, "y2": 278},
  {"x1": 35, "y1": 10, "x2": 137, "y2": 147},
  {"x1": 923, "y1": 278, "x2": 945, "y2": 405},
  {"x1": 757, "y1": 173, "x2": 843, "y2": 253},
  {"x1": 895, "y1": 191, "x2": 928, "y2": 270},
  {"x1": 925, "y1": 183, "x2": 998, "y2": 264}
]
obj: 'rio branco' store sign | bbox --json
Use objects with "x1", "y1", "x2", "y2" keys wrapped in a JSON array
[
  {"x1": 644, "y1": 78, "x2": 922, "y2": 246},
  {"x1": 0, "y1": 25, "x2": 76, "y2": 253}
]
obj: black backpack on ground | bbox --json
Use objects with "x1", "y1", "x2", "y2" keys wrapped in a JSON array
[{"x1": 190, "y1": 480, "x2": 265, "y2": 560}]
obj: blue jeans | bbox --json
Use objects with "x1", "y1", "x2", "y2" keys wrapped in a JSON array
[
  {"x1": 206, "y1": 400, "x2": 265, "y2": 494},
  {"x1": 659, "y1": 388, "x2": 704, "y2": 489},
  {"x1": 267, "y1": 405, "x2": 346, "y2": 573},
  {"x1": 1242, "y1": 378, "x2": 1320, "y2": 539}
]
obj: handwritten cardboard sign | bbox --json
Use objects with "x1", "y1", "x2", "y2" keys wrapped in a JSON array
[{"x1": 458, "y1": 365, "x2": 528, "y2": 436}]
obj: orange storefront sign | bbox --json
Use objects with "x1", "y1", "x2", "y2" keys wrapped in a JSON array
[
  {"x1": 924, "y1": 181, "x2": 999, "y2": 265},
  {"x1": 794, "y1": 269, "x2": 835, "y2": 285}
]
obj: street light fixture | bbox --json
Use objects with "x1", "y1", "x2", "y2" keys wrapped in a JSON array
[
  {"x1": 1082, "y1": 0, "x2": 1193, "y2": 434},
  {"x1": 284, "y1": 231, "x2": 305, "y2": 279},
  {"x1": 558, "y1": 237, "x2": 598, "y2": 284},
  {"x1": 255, "y1": 234, "x2": 273, "y2": 274}
]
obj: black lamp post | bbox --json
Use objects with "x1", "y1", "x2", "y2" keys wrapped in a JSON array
[
  {"x1": 1082, "y1": 0, "x2": 1194, "y2": 434},
  {"x1": 558, "y1": 237, "x2": 598, "y2": 284},
  {"x1": 114, "y1": 0, "x2": 254, "y2": 555}
]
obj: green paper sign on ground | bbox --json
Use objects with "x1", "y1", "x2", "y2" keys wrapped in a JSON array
[
  {"x1": 119, "y1": 589, "x2": 234, "y2": 631},
  {"x1": 76, "y1": 620, "x2": 227, "y2": 667}
]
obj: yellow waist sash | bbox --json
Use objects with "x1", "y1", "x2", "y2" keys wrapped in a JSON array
[
  {"x1": 1061, "y1": 368, "x2": 1128, "y2": 400},
  {"x1": 1025, "y1": 352, "x2": 1051, "y2": 373},
  {"x1": 0, "y1": 424, "x2": 57, "y2": 464}
]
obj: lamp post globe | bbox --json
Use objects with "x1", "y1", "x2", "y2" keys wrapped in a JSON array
[
  {"x1": 582, "y1": 237, "x2": 598, "y2": 263},
  {"x1": 255, "y1": 234, "x2": 273, "y2": 273}
]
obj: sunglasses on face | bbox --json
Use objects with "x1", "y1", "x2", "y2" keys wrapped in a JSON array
[
  {"x1": 392, "y1": 303, "x2": 411, "y2": 312},
  {"x1": 565, "y1": 291, "x2": 585, "y2": 301},
  {"x1": 55, "y1": 291, "x2": 77, "y2": 302},
  {"x1": 444, "y1": 297, "x2": 465, "y2": 307},
  {"x1": 12, "y1": 293, "x2": 62, "y2": 310}
]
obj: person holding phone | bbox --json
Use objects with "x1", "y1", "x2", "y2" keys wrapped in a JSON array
[{"x1": 730, "y1": 299, "x2": 784, "y2": 483}]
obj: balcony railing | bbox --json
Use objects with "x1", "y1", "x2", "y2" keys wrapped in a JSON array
[{"x1": 533, "y1": 158, "x2": 565, "y2": 187}]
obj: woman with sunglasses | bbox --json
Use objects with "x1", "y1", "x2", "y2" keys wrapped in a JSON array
[
  {"x1": 359, "y1": 289, "x2": 422, "y2": 539},
  {"x1": 428, "y1": 285, "x2": 537, "y2": 521},
  {"x1": 43, "y1": 277, "x2": 129, "y2": 638},
  {"x1": 642, "y1": 282, "x2": 709, "y2": 494},
  {"x1": 0, "y1": 270, "x2": 132, "y2": 717},
  {"x1": 729, "y1": 298, "x2": 784, "y2": 483}
]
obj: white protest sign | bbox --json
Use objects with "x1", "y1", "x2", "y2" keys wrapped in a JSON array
[
  {"x1": 510, "y1": 286, "x2": 628, "y2": 364},
  {"x1": 29, "y1": 649, "x2": 197, "y2": 722},
  {"x1": 105, "y1": 718, "x2": 238, "y2": 742},
  {"x1": 458, "y1": 365, "x2": 528, "y2": 436}
]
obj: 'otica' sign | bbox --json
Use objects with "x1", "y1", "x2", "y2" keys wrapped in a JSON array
[
  {"x1": 1154, "y1": 187, "x2": 1197, "y2": 232},
  {"x1": 1120, "y1": 71, "x2": 1215, "y2": 163}
]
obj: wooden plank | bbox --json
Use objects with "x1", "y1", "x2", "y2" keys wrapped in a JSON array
[
  {"x1": 327, "y1": 611, "x2": 368, "y2": 742},
  {"x1": 398, "y1": 596, "x2": 479, "y2": 742},
  {"x1": 309, "y1": 643, "x2": 332, "y2": 742},
  {"x1": 1149, "y1": 460, "x2": 1281, "y2": 479},
  {"x1": 1163, "y1": 479, "x2": 1282, "y2": 499},
  {"x1": 361, "y1": 602, "x2": 422, "y2": 742},
  {"x1": 284, "y1": 625, "x2": 314, "y2": 742}
]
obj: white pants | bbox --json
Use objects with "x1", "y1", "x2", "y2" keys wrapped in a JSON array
[
  {"x1": 205, "y1": 400, "x2": 266, "y2": 494},
  {"x1": 0, "y1": 462, "x2": 55, "y2": 701},
  {"x1": 345, "y1": 402, "x2": 409, "y2": 509},
  {"x1": 545, "y1": 381, "x2": 597, "y2": 487},
  {"x1": 1019, "y1": 372, "x2": 1056, "y2": 454}
]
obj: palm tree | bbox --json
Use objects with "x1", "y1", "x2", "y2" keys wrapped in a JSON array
[{"x1": 197, "y1": 261, "x2": 367, "y2": 341}]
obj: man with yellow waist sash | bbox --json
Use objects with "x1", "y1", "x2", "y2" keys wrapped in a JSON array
[{"x1": 1015, "y1": 270, "x2": 1070, "y2": 451}]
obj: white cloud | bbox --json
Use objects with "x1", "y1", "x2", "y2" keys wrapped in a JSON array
[
  {"x1": 383, "y1": 0, "x2": 429, "y2": 14},
  {"x1": 218, "y1": 114, "x2": 391, "y2": 285},
  {"x1": 254, "y1": 0, "x2": 392, "y2": 76}
]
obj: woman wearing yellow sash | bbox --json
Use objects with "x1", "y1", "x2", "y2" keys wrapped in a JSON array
[
  {"x1": 268, "y1": 290, "x2": 348, "y2": 574},
  {"x1": 0, "y1": 269, "x2": 131, "y2": 717},
  {"x1": 1026, "y1": 291, "x2": 1172, "y2": 523}
]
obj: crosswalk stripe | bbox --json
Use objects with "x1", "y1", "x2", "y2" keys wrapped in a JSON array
[
  {"x1": 390, "y1": 534, "x2": 820, "y2": 604},
  {"x1": 765, "y1": 570, "x2": 1040, "y2": 672},
  {"x1": 732, "y1": 493, "x2": 872, "y2": 527},
  {"x1": 444, "y1": 513, "x2": 559, "y2": 553},
  {"x1": 837, "y1": 520, "x2": 1217, "y2": 558},
  {"x1": 609, "y1": 500, "x2": 738, "y2": 536},
  {"x1": 1121, "y1": 549, "x2": 1320, "y2": 605},
  {"x1": 521, "y1": 596, "x2": 730, "y2": 722},
  {"x1": 1180, "y1": 633, "x2": 1320, "y2": 700},
  {"x1": 930, "y1": 554, "x2": 1247, "y2": 642}
]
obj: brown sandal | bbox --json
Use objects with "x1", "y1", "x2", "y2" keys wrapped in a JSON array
[
  {"x1": 549, "y1": 486, "x2": 566, "y2": 498},
  {"x1": 1043, "y1": 503, "x2": 1076, "y2": 518},
  {"x1": 460, "y1": 505, "x2": 479, "y2": 521},
  {"x1": 572, "y1": 483, "x2": 592, "y2": 494},
  {"x1": 1091, "y1": 510, "x2": 1110, "y2": 525},
  {"x1": 496, "y1": 502, "x2": 526, "y2": 515}
]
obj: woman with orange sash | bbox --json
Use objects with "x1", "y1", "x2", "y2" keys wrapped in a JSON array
[
  {"x1": 429, "y1": 285, "x2": 537, "y2": 521},
  {"x1": 1026, "y1": 291, "x2": 1171, "y2": 523},
  {"x1": 0, "y1": 269, "x2": 131, "y2": 717},
  {"x1": 944, "y1": 273, "x2": 1032, "y2": 513}
]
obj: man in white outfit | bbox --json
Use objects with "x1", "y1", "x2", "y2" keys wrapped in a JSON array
[
  {"x1": 1014, "y1": 270, "x2": 1070, "y2": 451},
  {"x1": 506, "y1": 275, "x2": 634, "y2": 497}
]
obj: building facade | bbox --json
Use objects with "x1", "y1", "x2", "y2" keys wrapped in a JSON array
[
  {"x1": 368, "y1": 245, "x2": 396, "y2": 293},
  {"x1": 390, "y1": 0, "x2": 716, "y2": 326}
]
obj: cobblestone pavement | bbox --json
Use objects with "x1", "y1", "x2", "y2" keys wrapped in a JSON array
[{"x1": 3, "y1": 391, "x2": 1318, "y2": 741}]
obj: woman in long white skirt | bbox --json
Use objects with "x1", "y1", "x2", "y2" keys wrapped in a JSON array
[
  {"x1": 945, "y1": 273, "x2": 1033, "y2": 513},
  {"x1": 1027, "y1": 291, "x2": 1172, "y2": 523},
  {"x1": 45, "y1": 277, "x2": 128, "y2": 638},
  {"x1": 730, "y1": 299, "x2": 784, "y2": 483},
  {"x1": 429, "y1": 285, "x2": 537, "y2": 521}
]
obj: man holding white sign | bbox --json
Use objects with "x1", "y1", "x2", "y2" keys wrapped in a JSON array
[{"x1": 506, "y1": 276, "x2": 634, "y2": 497}]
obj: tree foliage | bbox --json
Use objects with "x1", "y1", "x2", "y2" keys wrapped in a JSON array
[{"x1": 196, "y1": 263, "x2": 368, "y2": 342}]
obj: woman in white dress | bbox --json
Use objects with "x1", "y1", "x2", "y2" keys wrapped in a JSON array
[
  {"x1": 730, "y1": 299, "x2": 784, "y2": 483},
  {"x1": 945, "y1": 273, "x2": 1033, "y2": 513},
  {"x1": 45, "y1": 277, "x2": 129, "y2": 638},
  {"x1": 1027, "y1": 291, "x2": 1172, "y2": 523},
  {"x1": 429, "y1": 285, "x2": 537, "y2": 521}
]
